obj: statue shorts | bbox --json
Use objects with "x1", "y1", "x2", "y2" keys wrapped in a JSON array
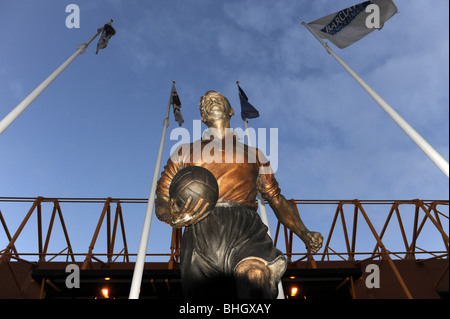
[{"x1": 180, "y1": 202, "x2": 287, "y2": 299}]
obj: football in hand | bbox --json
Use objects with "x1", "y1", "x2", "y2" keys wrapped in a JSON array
[{"x1": 169, "y1": 166, "x2": 219, "y2": 223}]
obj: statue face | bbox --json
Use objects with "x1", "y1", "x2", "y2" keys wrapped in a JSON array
[{"x1": 200, "y1": 91, "x2": 235, "y2": 125}]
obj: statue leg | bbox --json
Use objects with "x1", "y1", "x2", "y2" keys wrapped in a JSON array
[{"x1": 234, "y1": 256, "x2": 286, "y2": 299}]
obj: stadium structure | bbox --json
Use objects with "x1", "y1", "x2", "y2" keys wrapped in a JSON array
[{"x1": 0, "y1": 196, "x2": 447, "y2": 299}]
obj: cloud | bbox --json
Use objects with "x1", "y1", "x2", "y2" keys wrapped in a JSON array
[
  {"x1": 7, "y1": 80, "x2": 25, "y2": 101},
  {"x1": 226, "y1": 12, "x2": 449, "y2": 200},
  {"x1": 117, "y1": 2, "x2": 229, "y2": 72},
  {"x1": 223, "y1": 0, "x2": 294, "y2": 35},
  {"x1": 367, "y1": 46, "x2": 449, "y2": 129}
]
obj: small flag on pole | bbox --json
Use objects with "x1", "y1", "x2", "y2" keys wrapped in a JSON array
[
  {"x1": 237, "y1": 83, "x2": 259, "y2": 120},
  {"x1": 306, "y1": 0, "x2": 397, "y2": 49},
  {"x1": 171, "y1": 84, "x2": 184, "y2": 126},
  {"x1": 96, "y1": 19, "x2": 116, "y2": 54}
]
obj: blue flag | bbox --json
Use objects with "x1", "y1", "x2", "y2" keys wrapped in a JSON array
[{"x1": 238, "y1": 84, "x2": 259, "y2": 120}]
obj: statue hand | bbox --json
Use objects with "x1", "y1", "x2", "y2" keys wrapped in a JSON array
[
  {"x1": 300, "y1": 231, "x2": 323, "y2": 254},
  {"x1": 170, "y1": 196, "x2": 211, "y2": 228}
]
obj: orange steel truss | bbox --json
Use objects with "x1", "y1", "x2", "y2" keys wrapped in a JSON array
[
  {"x1": 273, "y1": 199, "x2": 449, "y2": 262},
  {"x1": 275, "y1": 199, "x2": 448, "y2": 299},
  {"x1": 0, "y1": 197, "x2": 448, "y2": 299}
]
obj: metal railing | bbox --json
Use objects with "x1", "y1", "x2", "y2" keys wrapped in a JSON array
[
  {"x1": 1, "y1": 197, "x2": 448, "y2": 267},
  {"x1": 0, "y1": 197, "x2": 448, "y2": 299}
]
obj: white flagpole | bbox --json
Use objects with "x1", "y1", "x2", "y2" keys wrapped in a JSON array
[
  {"x1": 0, "y1": 23, "x2": 107, "y2": 135},
  {"x1": 129, "y1": 81, "x2": 175, "y2": 299},
  {"x1": 243, "y1": 118, "x2": 285, "y2": 299},
  {"x1": 237, "y1": 82, "x2": 285, "y2": 299},
  {"x1": 302, "y1": 22, "x2": 449, "y2": 179},
  {"x1": 242, "y1": 119, "x2": 273, "y2": 233}
]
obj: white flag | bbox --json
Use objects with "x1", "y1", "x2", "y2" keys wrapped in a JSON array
[{"x1": 307, "y1": 0, "x2": 397, "y2": 49}]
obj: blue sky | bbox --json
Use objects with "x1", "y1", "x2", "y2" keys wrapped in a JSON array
[{"x1": 0, "y1": 1, "x2": 448, "y2": 263}]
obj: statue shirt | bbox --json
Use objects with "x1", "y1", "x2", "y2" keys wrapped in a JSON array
[{"x1": 156, "y1": 133, "x2": 280, "y2": 210}]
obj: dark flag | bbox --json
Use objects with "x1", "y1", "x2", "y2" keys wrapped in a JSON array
[
  {"x1": 96, "y1": 19, "x2": 116, "y2": 54},
  {"x1": 171, "y1": 85, "x2": 184, "y2": 126},
  {"x1": 238, "y1": 84, "x2": 259, "y2": 120}
]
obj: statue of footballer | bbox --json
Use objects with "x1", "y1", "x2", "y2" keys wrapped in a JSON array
[{"x1": 155, "y1": 90, "x2": 323, "y2": 299}]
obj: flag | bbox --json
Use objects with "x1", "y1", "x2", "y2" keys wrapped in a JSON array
[
  {"x1": 96, "y1": 19, "x2": 116, "y2": 54},
  {"x1": 237, "y1": 84, "x2": 259, "y2": 120},
  {"x1": 306, "y1": 0, "x2": 397, "y2": 49},
  {"x1": 171, "y1": 85, "x2": 184, "y2": 126}
]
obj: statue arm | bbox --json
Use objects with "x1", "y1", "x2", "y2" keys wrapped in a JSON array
[
  {"x1": 255, "y1": 152, "x2": 323, "y2": 253},
  {"x1": 155, "y1": 147, "x2": 211, "y2": 228},
  {"x1": 155, "y1": 155, "x2": 179, "y2": 226},
  {"x1": 155, "y1": 195, "x2": 172, "y2": 225},
  {"x1": 267, "y1": 194, "x2": 323, "y2": 253},
  {"x1": 267, "y1": 194, "x2": 309, "y2": 236}
]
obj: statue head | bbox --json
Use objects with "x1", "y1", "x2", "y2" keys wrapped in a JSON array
[{"x1": 199, "y1": 91, "x2": 235, "y2": 126}]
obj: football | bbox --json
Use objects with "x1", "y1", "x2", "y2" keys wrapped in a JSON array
[{"x1": 169, "y1": 166, "x2": 219, "y2": 220}]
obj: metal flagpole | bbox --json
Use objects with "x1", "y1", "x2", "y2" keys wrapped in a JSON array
[
  {"x1": 243, "y1": 119, "x2": 285, "y2": 299},
  {"x1": 302, "y1": 22, "x2": 449, "y2": 179},
  {"x1": 236, "y1": 82, "x2": 273, "y2": 236},
  {"x1": 0, "y1": 23, "x2": 107, "y2": 135},
  {"x1": 238, "y1": 82, "x2": 285, "y2": 298},
  {"x1": 129, "y1": 81, "x2": 175, "y2": 299},
  {"x1": 242, "y1": 119, "x2": 273, "y2": 234}
]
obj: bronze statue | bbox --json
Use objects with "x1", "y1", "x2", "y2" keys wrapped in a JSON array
[{"x1": 155, "y1": 90, "x2": 323, "y2": 299}]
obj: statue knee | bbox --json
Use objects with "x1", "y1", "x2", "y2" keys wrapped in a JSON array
[
  {"x1": 246, "y1": 267, "x2": 265, "y2": 284},
  {"x1": 235, "y1": 258, "x2": 270, "y2": 282},
  {"x1": 234, "y1": 257, "x2": 272, "y2": 298},
  {"x1": 234, "y1": 256, "x2": 286, "y2": 298}
]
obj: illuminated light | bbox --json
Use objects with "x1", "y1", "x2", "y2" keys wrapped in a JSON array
[
  {"x1": 104, "y1": 277, "x2": 111, "y2": 281},
  {"x1": 290, "y1": 287, "x2": 299, "y2": 297},
  {"x1": 290, "y1": 276, "x2": 295, "y2": 279},
  {"x1": 101, "y1": 288, "x2": 109, "y2": 299}
]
